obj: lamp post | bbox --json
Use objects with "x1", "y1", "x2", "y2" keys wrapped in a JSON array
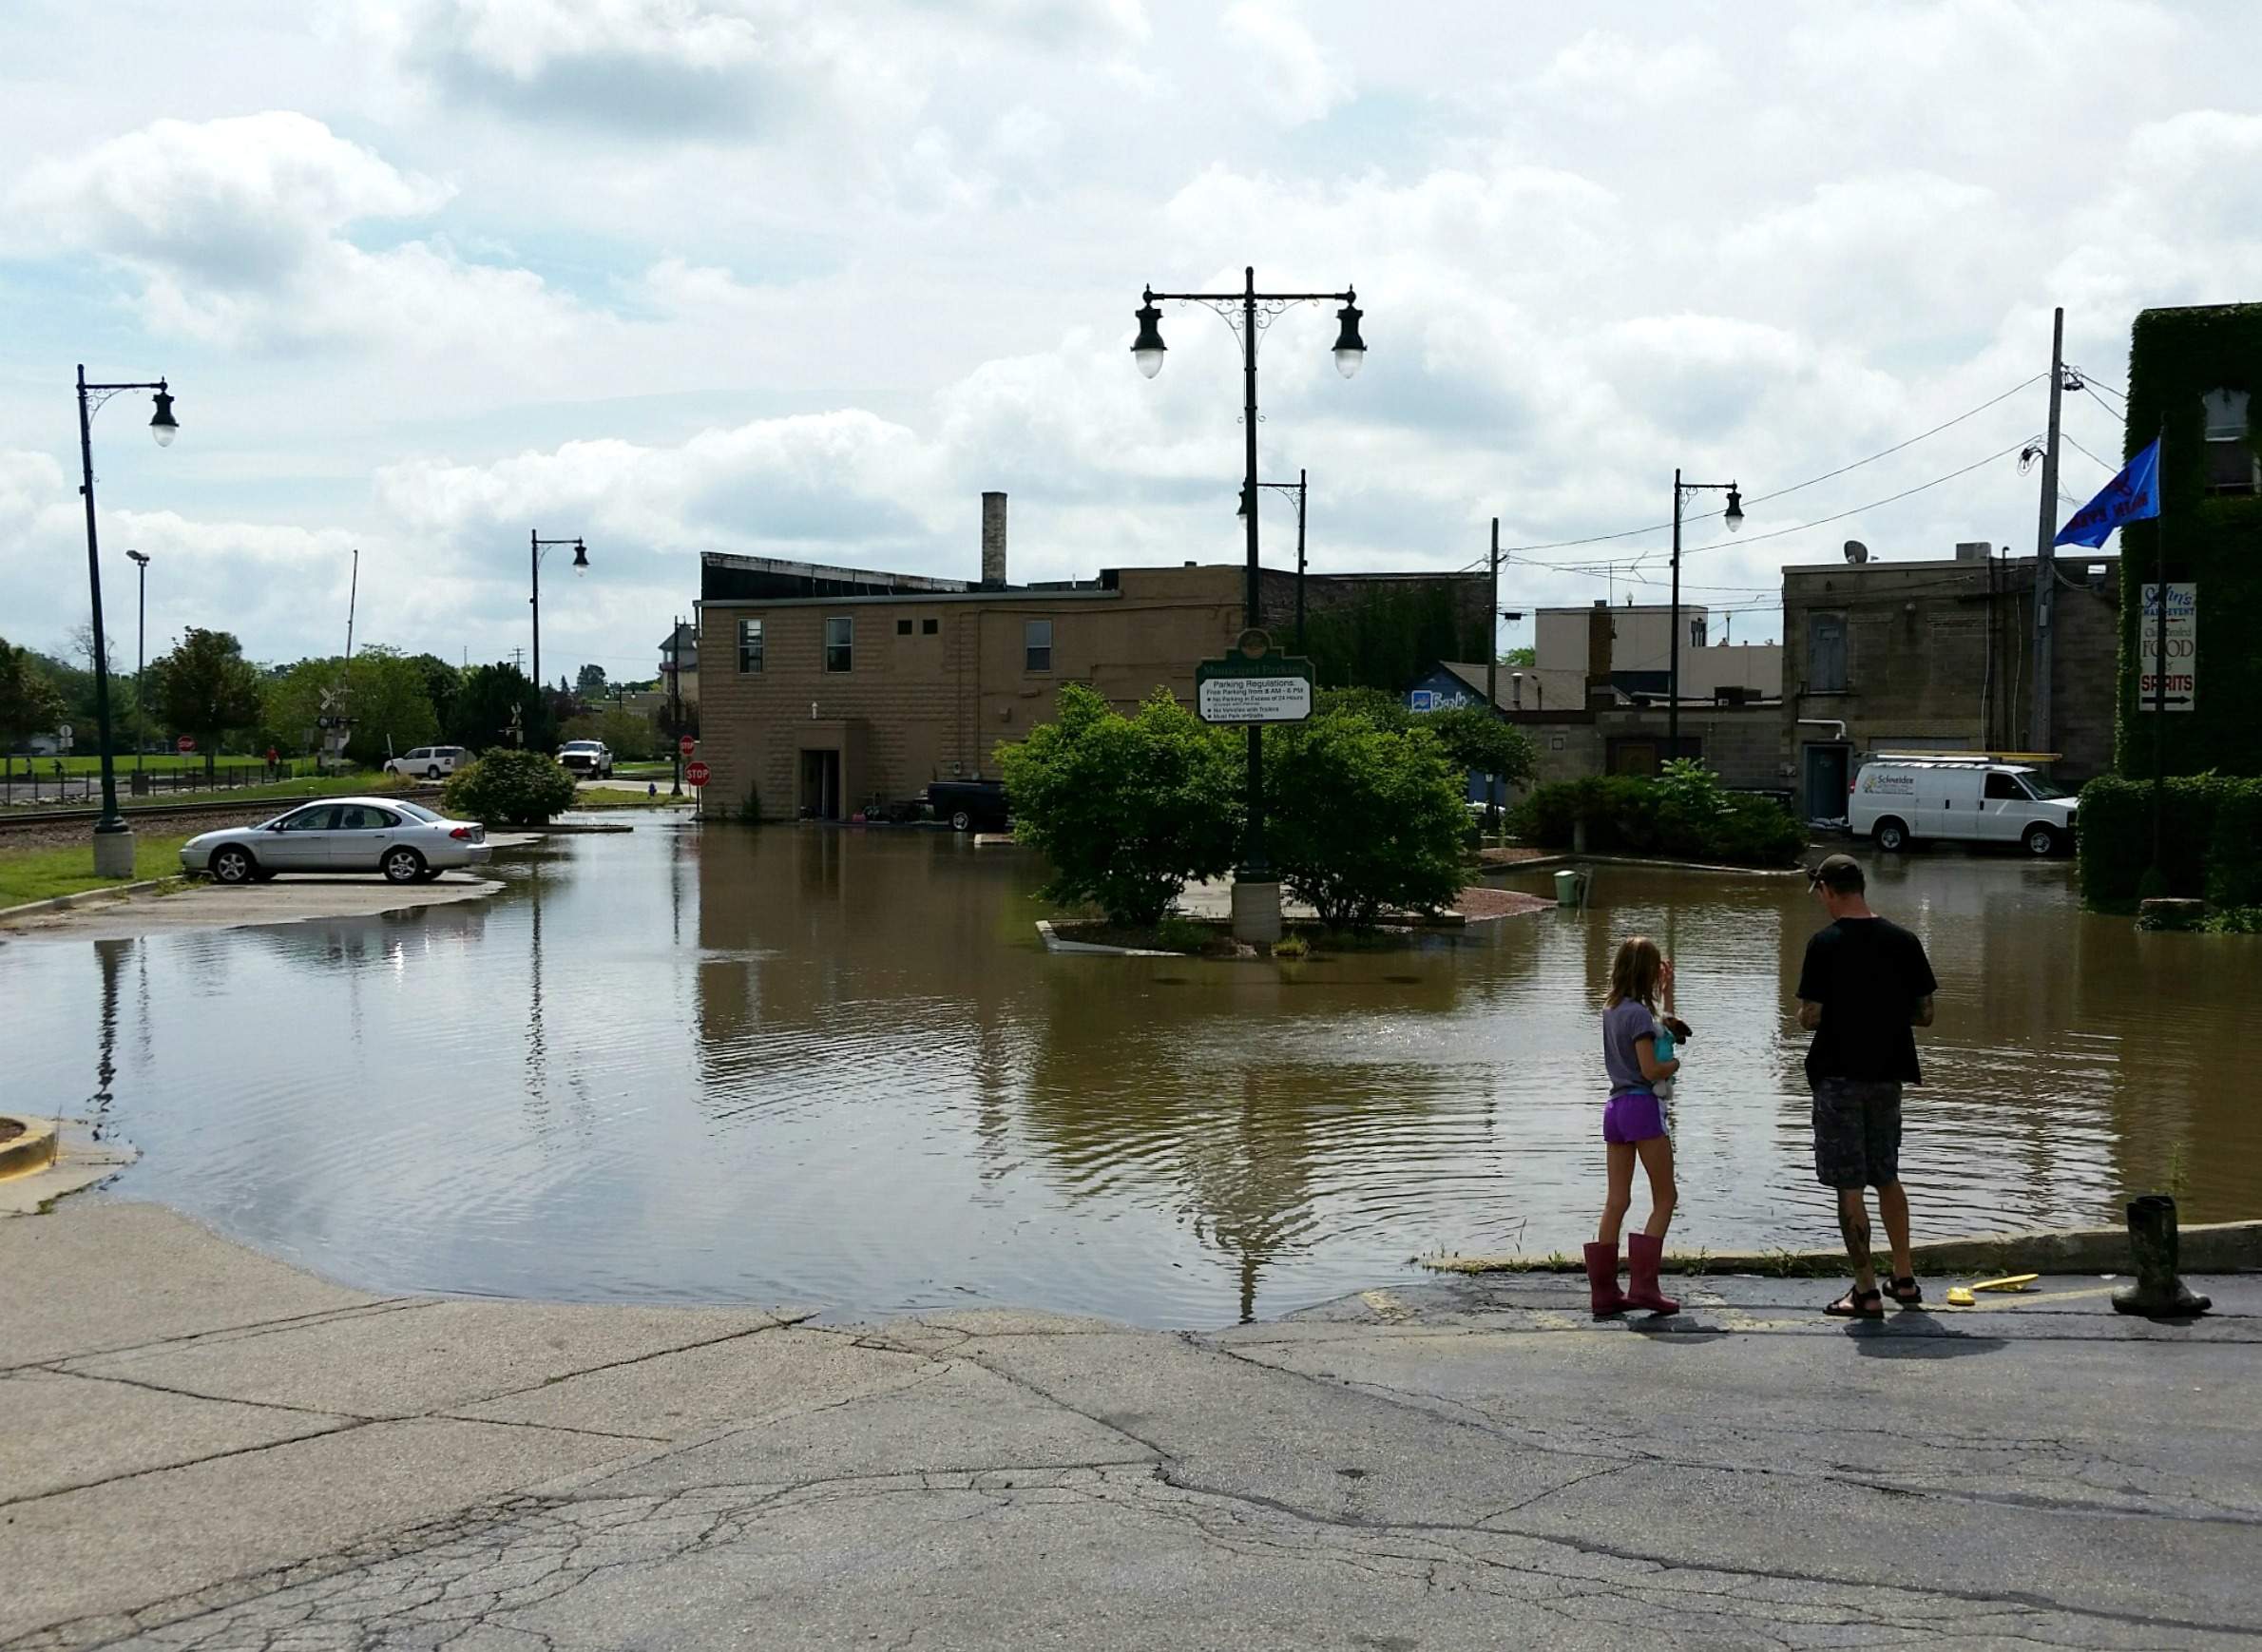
[
  {"x1": 1133, "y1": 268, "x2": 1364, "y2": 937},
  {"x1": 1668, "y1": 470, "x2": 1744, "y2": 759},
  {"x1": 1238, "y1": 470, "x2": 1309, "y2": 651},
  {"x1": 75, "y1": 366, "x2": 180, "y2": 875},
  {"x1": 124, "y1": 550, "x2": 149, "y2": 778},
  {"x1": 527, "y1": 530, "x2": 589, "y2": 697}
]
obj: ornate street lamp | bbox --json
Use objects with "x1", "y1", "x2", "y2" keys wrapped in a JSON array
[
  {"x1": 1131, "y1": 267, "x2": 1365, "y2": 939},
  {"x1": 1669, "y1": 471, "x2": 1744, "y2": 757},
  {"x1": 75, "y1": 366, "x2": 181, "y2": 874},
  {"x1": 528, "y1": 531, "x2": 590, "y2": 694}
]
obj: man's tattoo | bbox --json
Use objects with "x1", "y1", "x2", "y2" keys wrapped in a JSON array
[{"x1": 1837, "y1": 1197, "x2": 1872, "y2": 1274}]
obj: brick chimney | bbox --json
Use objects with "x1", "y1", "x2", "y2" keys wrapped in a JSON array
[
  {"x1": 981, "y1": 491, "x2": 1007, "y2": 587},
  {"x1": 1585, "y1": 600, "x2": 1614, "y2": 706}
]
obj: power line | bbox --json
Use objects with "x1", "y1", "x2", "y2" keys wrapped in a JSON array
[
  {"x1": 2061, "y1": 432, "x2": 2119, "y2": 475},
  {"x1": 2080, "y1": 383, "x2": 2127, "y2": 426},
  {"x1": 1478, "y1": 374, "x2": 2044, "y2": 564},
  {"x1": 2071, "y1": 367, "x2": 2127, "y2": 401}
]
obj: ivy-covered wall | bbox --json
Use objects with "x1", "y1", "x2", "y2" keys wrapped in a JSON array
[
  {"x1": 1296, "y1": 581, "x2": 1490, "y2": 691},
  {"x1": 2116, "y1": 303, "x2": 2262, "y2": 778}
]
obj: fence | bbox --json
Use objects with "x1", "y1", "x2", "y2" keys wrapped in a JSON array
[{"x1": 0, "y1": 760, "x2": 316, "y2": 807}]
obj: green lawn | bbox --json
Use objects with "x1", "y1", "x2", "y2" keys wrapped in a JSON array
[
  {"x1": 5, "y1": 754, "x2": 325, "y2": 777},
  {"x1": 3, "y1": 772, "x2": 428, "y2": 814},
  {"x1": 613, "y1": 759, "x2": 676, "y2": 777},
  {"x1": 0, "y1": 834, "x2": 196, "y2": 909},
  {"x1": 576, "y1": 786, "x2": 694, "y2": 809}
]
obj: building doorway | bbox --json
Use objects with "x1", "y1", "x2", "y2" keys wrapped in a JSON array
[
  {"x1": 798, "y1": 748, "x2": 841, "y2": 819},
  {"x1": 1803, "y1": 743, "x2": 1851, "y2": 822}
]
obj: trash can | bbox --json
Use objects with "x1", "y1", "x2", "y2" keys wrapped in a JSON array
[{"x1": 1553, "y1": 868, "x2": 1582, "y2": 907}]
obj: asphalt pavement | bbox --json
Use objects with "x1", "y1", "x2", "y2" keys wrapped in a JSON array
[{"x1": 2, "y1": 1201, "x2": 2254, "y2": 1649}]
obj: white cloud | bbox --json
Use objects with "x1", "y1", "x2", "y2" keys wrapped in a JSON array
[{"x1": 1219, "y1": 0, "x2": 1350, "y2": 126}]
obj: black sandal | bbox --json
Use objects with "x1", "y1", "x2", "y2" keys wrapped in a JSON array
[
  {"x1": 1886, "y1": 1276, "x2": 1923, "y2": 1306},
  {"x1": 1825, "y1": 1286, "x2": 1886, "y2": 1319}
]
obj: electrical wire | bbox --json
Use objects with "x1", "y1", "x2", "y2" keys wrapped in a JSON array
[
  {"x1": 2080, "y1": 383, "x2": 2127, "y2": 426},
  {"x1": 2061, "y1": 432, "x2": 2119, "y2": 475}
]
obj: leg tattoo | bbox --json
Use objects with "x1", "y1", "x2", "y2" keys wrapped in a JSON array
[{"x1": 1836, "y1": 1190, "x2": 1873, "y2": 1282}]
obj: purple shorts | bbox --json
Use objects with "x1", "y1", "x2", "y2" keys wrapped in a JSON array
[{"x1": 1602, "y1": 1088, "x2": 1667, "y2": 1145}]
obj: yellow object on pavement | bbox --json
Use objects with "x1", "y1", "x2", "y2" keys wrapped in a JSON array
[{"x1": 1946, "y1": 1273, "x2": 2041, "y2": 1307}]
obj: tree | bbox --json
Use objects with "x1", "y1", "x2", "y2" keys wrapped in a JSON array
[
  {"x1": 442, "y1": 748, "x2": 579, "y2": 827},
  {"x1": 450, "y1": 663, "x2": 552, "y2": 754},
  {"x1": 575, "y1": 663, "x2": 609, "y2": 699},
  {"x1": 1263, "y1": 709, "x2": 1469, "y2": 928},
  {"x1": 341, "y1": 647, "x2": 439, "y2": 766},
  {"x1": 1422, "y1": 704, "x2": 1536, "y2": 791},
  {"x1": 998, "y1": 683, "x2": 1243, "y2": 928},
  {"x1": 406, "y1": 654, "x2": 463, "y2": 733},
  {"x1": 149, "y1": 628, "x2": 265, "y2": 777},
  {"x1": 562, "y1": 707, "x2": 656, "y2": 761},
  {"x1": 0, "y1": 639, "x2": 67, "y2": 759},
  {"x1": 1498, "y1": 645, "x2": 1535, "y2": 667}
]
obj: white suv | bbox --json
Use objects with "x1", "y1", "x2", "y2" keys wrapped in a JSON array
[
  {"x1": 558, "y1": 740, "x2": 614, "y2": 778},
  {"x1": 385, "y1": 745, "x2": 470, "y2": 780}
]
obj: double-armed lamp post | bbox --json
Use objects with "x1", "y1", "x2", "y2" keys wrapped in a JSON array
[
  {"x1": 76, "y1": 366, "x2": 180, "y2": 876},
  {"x1": 1132, "y1": 269, "x2": 1363, "y2": 929},
  {"x1": 1667, "y1": 470, "x2": 1744, "y2": 755}
]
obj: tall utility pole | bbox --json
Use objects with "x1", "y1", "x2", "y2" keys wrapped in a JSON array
[{"x1": 2031, "y1": 305, "x2": 2065, "y2": 756}]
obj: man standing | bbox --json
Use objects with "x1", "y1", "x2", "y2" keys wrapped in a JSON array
[{"x1": 1795, "y1": 854, "x2": 1937, "y2": 1318}]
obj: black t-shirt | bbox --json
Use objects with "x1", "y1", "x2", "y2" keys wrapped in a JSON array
[{"x1": 1797, "y1": 917, "x2": 1938, "y2": 1085}]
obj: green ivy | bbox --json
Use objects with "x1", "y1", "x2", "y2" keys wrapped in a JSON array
[
  {"x1": 1301, "y1": 585, "x2": 1487, "y2": 692},
  {"x1": 2076, "y1": 773, "x2": 2258, "y2": 904}
]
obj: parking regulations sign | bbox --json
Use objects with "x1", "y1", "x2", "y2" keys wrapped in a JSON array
[
  {"x1": 2138, "y1": 583, "x2": 2195, "y2": 713},
  {"x1": 1196, "y1": 631, "x2": 1315, "y2": 725}
]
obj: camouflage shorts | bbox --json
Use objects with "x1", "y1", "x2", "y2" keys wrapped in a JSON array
[{"x1": 1811, "y1": 1079, "x2": 1903, "y2": 1190}]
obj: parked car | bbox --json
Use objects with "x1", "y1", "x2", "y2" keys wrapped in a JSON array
[
  {"x1": 384, "y1": 745, "x2": 470, "y2": 780},
  {"x1": 181, "y1": 797, "x2": 491, "y2": 885},
  {"x1": 557, "y1": 739, "x2": 614, "y2": 778},
  {"x1": 1847, "y1": 755, "x2": 2078, "y2": 855},
  {"x1": 926, "y1": 778, "x2": 1010, "y2": 834}
]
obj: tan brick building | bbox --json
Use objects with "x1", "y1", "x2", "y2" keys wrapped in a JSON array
[{"x1": 694, "y1": 493, "x2": 1483, "y2": 820}]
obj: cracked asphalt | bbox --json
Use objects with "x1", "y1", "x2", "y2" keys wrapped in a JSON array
[{"x1": 3, "y1": 1202, "x2": 2255, "y2": 1649}]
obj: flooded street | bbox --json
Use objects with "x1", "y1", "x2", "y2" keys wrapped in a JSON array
[{"x1": 4, "y1": 825, "x2": 2253, "y2": 1327}]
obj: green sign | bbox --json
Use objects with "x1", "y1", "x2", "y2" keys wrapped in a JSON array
[{"x1": 1196, "y1": 642, "x2": 1315, "y2": 725}]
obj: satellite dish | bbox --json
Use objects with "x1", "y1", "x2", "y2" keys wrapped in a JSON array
[{"x1": 1844, "y1": 540, "x2": 1870, "y2": 565}]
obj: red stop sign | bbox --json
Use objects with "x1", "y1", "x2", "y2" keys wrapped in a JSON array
[
  {"x1": 679, "y1": 735, "x2": 696, "y2": 757},
  {"x1": 685, "y1": 760, "x2": 710, "y2": 788},
  {"x1": 177, "y1": 736, "x2": 196, "y2": 754}
]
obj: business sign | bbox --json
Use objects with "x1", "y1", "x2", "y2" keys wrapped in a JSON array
[
  {"x1": 1196, "y1": 632, "x2": 1314, "y2": 725},
  {"x1": 1409, "y1": 689, "x2": 1436, "y2": 713},
  {"x1": 2137, "y1": 583, "x2": 2195, "y2": 713}
]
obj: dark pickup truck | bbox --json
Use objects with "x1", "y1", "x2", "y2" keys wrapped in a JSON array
[{"x1": 926, "y1": 778, "x2": 1010, "y2": 833}]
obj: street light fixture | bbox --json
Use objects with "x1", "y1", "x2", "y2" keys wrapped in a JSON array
[
  {"x1": 1132, "y1": 267, "x2": 1366, "y2": 940},
  {"x1": 528, "y1": 530, "x2": 589, "y2": 695},
  {"x1": 125, "y1": 550, "x2": 150, "y2": 778},
  {"x1": 1669, "y1": 469, "x2": 1744, "y2": 759},
  {"x1": 75, "y1": 365, "x2": 182, "y2": 876}
]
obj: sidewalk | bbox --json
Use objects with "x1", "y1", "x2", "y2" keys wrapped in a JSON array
[{"x1": 3, "y1": 1201, "x2": 2255, "y2": 1649}]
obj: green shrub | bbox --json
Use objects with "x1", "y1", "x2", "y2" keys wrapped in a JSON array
[
  {"x1": 737, "y1": 781, "x2": 763, "y2": 825},
  {"x1": 2205, "y1": 784, "x2": 2262, "y2": 910},
  {"x1": 1154, "y1": 915, "x2": 1216, "y2": 953},
  {"x1": 1506, "y1": 771, "x2": 1804, "y2": 867},
  {"x1": 1263, "y1": 710, "x2": 1468, "y2": 927},
  {"x1": 442, "y1": 748, "x2": 579, "y2": 827},
  {"x1": 2077, "y1": 774, "x2": 2241, "y2": 904},
  {"x1": 999, "y1": 684, "x2": 1242, "y2": 928}
]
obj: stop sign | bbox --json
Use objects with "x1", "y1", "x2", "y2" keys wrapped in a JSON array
[
  {"x1": 177, "y1": 736, "x2": 196, "y2": 754},
  {"x1": 679, "y1": 735, "x2": 696, "y2": 757},
  {"x1": 685, "y1": 760, "x2": 710, "y2": 788}
]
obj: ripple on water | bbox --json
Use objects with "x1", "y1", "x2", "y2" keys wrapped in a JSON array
[{"x1": 5, "y1": 833, "x2": 2252, "y2": 1327}]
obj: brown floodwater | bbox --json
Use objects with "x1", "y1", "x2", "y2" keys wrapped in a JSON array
[{"x1": 3, "y1": 824, "x2": 2253, "y2": 1327}]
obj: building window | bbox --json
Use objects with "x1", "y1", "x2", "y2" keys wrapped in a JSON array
[
  {"x1": 2203, "y1": 388, "x2": 2255, "y2": 494},
  {"x1": 738, "y1": 618, "x2": 764, "y2": 674},
  {"x1": 896, "y1": 618, "x2": 912, "y2": 636},
  {"x1": 1024, "y1": 619, "x2": 1053, "y2": 673},
  {"x1": 1809, "y1": 612, "x2": 1848, "y2": 693},
  {"x1": 825, "y1": 616, "x2": 853, "y2": 673},
  {"x1": 922, "y1": 618, "x2": 939, "y2": 636}
]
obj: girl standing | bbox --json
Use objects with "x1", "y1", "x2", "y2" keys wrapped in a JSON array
[{"x1": 1587, "y1": 936, "x2": 1681, "y2": 1317}]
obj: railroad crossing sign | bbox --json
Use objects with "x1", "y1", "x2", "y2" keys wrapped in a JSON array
[
  {"x1": 685, "y1": 760, "x2": 710, "y2": 788},
  {"x1": 1195, "y1": 630, "x2": 1315, "y2": 725},
  {"x1": 679, "y1": 735, "x2": 697, "y2": 757}
]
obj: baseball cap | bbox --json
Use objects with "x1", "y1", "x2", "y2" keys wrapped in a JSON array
[{"x1": 1809, "y1": 853, "x2": 1866, "y2": 893}]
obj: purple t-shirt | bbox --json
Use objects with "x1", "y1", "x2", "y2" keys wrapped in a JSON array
[{"x1": 1602, "y1": 998, "x2": 1659, "y2": 1094}]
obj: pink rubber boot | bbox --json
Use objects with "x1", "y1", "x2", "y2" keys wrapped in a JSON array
[
  {"x1": 1583, "y1": 1241, "x2": 1627, "y2": 1318},
  {"x1": 1625, "y1": 1233, "x2": 1679, "y2": 1315}
]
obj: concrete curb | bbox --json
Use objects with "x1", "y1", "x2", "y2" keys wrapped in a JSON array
[
  {"x1": 1422, "y1": 1219, "x2": 2262, "y2": 1278},
  {"x1": 0, "y1": 1115, "x2": 60, "y2": 1179},
  {"x1": 1033, "y1": 919, "x2": 1181, "y2": 957},
  {"x1": 0, "y1": 877, "x2": 175, "y2": 925},
  {"x1": 1483, "y1": 852, "x2": 1805, "y2": 878}
]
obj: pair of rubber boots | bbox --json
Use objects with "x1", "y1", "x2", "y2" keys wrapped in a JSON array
[
  {"x1": 1583, "y1": 1234, "x2": 1677, "y2": 1317},
  {"x1": 2111, "y1": 1194, "x2": 2211, "y2": 1317}
]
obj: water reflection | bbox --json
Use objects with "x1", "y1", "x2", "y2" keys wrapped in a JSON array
[{"x1": 1, "y1": 830, "x2": 2253, "y2": 1328}]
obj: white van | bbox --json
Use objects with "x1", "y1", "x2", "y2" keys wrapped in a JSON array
[
  {"x1": 1848, "y1": 756, "x2": 2078, "y2": 856},
  {"x1": 384, "y1": 745, "x2": 470, "y2": 780}
]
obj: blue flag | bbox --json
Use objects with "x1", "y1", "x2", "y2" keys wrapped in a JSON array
[{"x1": 2055, "y1": 437, "x2": 2160, "y2": 547}]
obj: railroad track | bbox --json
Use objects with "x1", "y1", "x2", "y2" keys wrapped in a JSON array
[{"x1": 0, "y1": 789, "x2": 445, "y2": 835}]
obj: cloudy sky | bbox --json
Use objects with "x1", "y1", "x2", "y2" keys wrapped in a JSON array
[{"x1": 4, "y1": 0, "x2": 2258, "y2": 683}]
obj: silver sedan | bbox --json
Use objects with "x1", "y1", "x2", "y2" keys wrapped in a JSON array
[{"x1": 181, "y1": 797, "x2": 492, "y2": 886}]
